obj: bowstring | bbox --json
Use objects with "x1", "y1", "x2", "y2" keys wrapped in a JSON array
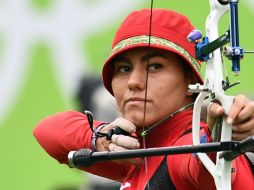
[{"x1": 142, "y1": 0, "x2": 154, "y2": 189}]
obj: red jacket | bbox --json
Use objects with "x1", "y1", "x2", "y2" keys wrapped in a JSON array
[{"x1": 33, "y1": 110, "x2": 254, "y2": 189}]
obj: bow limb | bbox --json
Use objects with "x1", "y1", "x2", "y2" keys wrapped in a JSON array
[{"x1": 192, "y1": 1, "x2": 235, "y2": 190}]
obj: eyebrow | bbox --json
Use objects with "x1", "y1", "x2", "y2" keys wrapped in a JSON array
[
  {"x1": 112, "y1": 51, "x2": 166, "y2": 65},
  {"x1": 140, "y1": 52, "x2": 166, "y2": 62},
  {"x1": 112, "y1": 56, "x2": 131, "y2": 65}
]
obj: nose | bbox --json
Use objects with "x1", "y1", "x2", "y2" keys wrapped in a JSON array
[{"x1": 127, "y1": 66, "x2": 146, "y2": 91}]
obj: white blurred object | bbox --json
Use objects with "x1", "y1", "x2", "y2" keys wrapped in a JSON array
[
  {"x1": 246, "y1": 0, "x2": 254, "y2": 9},
  {"x1": 0, "y1": 0, "x2": 144, "y2": 125},
  {"x1": 92, "y1": 85, "x2": 120, "y2": 121}
]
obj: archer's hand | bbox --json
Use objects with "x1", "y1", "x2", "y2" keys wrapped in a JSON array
[
  {"x1": 96, "y1": 118, "x2": 143, "y2": 165},
  {"x1": 208, "y1": 95, "x2": 254, "y2": 141}
]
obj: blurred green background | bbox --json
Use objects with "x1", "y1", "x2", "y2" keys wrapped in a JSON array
[{"x1": 0, "y1": 0, "x2": 253, "y2": 190}]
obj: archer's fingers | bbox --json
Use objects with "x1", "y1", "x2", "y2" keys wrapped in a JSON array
[
  {"x1": 232, "y1": 131, "x2": 254, "y2": 141},
  {"x1": 232, "y1": 115, "x2": 254, "y2": 133},
  {"x1": 112, "y1": 118, "x2": 136, "y2": 133},
  {"x1": 111, "y1": 134, "x2": 140, "y2": 149},
  {"x1": 207, "y1": 102, "x2": 224, "y2": 118},
  {"x1": 109, "y1": 143, "x2": 131, "y2": 152},
  {"x1": 227, "y1": 95, "x2": 249, "y2": 124},
  {"x1": 109, "y1": 143, "x2": 144, "y2": 165},
  {"x1": 207, "y1": 102, "x2": 224, "y2": 130},
  {"x1": 233, "y1": 101, "x2": 254, "y2": 124}
]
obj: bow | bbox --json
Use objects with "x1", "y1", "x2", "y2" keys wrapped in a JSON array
[{"x1": 189, "y1": 0, "x2": 249, "y2": 189}]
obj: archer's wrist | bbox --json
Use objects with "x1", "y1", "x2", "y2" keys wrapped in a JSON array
[{"x1": 91, "y1": 123, "x2": 109, "y2": 151}]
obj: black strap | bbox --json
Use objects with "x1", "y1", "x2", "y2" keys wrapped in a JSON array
[
  {"x1": 144, "y1": 157, "x2": 176, "y2": 190},
  {"x1": 244, "y1": 152, "x2": 254, "y2": 174},
  {"x1": 178, "y1": 128, "x2": 193, "y2": 138},
  {"x1": 144, "y1": 128, "x2": 194, "y2": 190}
]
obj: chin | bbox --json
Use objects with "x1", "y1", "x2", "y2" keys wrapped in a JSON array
[
  {"x1": 124, "y1": 114, "x2": 155, "y2": 129},
  {"x1": 124, "y1": 114, "x2": 143, "y2": 127}
]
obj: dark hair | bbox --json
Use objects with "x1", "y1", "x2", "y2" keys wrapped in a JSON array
[{"x1": 176, "y1": 55, "x2": 199, "y2": 101}]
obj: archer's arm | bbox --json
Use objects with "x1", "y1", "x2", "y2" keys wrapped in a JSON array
[
  {"x1": 168, "y1": 125, "x2": 216, "y2": 189},
  {"x1": 33, "y1": 110, "x2": 130, "y2": 181}
]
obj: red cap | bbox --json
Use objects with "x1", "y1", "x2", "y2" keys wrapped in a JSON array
[{"x1": 102, "y1": 8, "x2": 203, "y2": 95}]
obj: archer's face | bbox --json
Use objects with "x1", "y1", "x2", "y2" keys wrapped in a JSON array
[{"x1": 111, "y1": 47, "x2": 193, "y2": 128}]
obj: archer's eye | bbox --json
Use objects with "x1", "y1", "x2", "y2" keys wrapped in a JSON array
[
  {"x1": 148, "y1": 63, "x2": 162, "y2": 71},
  {"x1": 114, "y1": 63, "x2": 131, "y2": 73}
]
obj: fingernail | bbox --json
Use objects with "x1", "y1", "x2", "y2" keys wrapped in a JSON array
[
  {"x1": 227, "y1": 118, "x2": 233, "y2": 125},
  {"x1": 135, "y1": 142, "x2": 140, "y2": 148},
  {"x1": 216, "y1": 107, "x2": 221, "y2": 113}
]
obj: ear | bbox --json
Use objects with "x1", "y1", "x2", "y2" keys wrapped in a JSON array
[{"x1": 185, "y1": 72, "x2": 198, "y2": 97}]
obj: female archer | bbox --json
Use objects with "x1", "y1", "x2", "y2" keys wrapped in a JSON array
[{"x1": 34, "y1": 9, "x2": 254, "y2": 189}]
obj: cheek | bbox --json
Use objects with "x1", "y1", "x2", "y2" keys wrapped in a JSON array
[
  {"x1": 156, "y1": 74, "x2": 185, "y2": 93},
  {"x1": 112, "y1": 78, "x2": 125, "y2": 110},
  {"x1": 152, "y1": 75, "x2": 187, "y2": 108}
]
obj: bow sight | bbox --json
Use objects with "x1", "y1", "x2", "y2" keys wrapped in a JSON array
[{"x1": 188, "y1": 0, "x2": 243, "y2": 75}]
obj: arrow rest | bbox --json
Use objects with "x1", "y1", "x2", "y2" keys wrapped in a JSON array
[
  {"x1": 222, "y1": 76, "x2": 240, "y2": 91},
  {"x1": 218, "y1": 0, "x2": 229, "y2": 5}
]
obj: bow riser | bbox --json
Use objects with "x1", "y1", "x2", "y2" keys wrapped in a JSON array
[{"x1": 192, "y1": 1, "x2": 235, "y2": 189}]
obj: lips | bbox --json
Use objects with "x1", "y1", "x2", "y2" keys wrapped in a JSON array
[{"x1": 126, "y1": 97, "x2": 151, "y2": 103}]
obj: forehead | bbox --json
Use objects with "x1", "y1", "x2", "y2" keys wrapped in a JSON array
[{"x1": 116, "y1": 47, "x2": 179, "y2": 59}]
